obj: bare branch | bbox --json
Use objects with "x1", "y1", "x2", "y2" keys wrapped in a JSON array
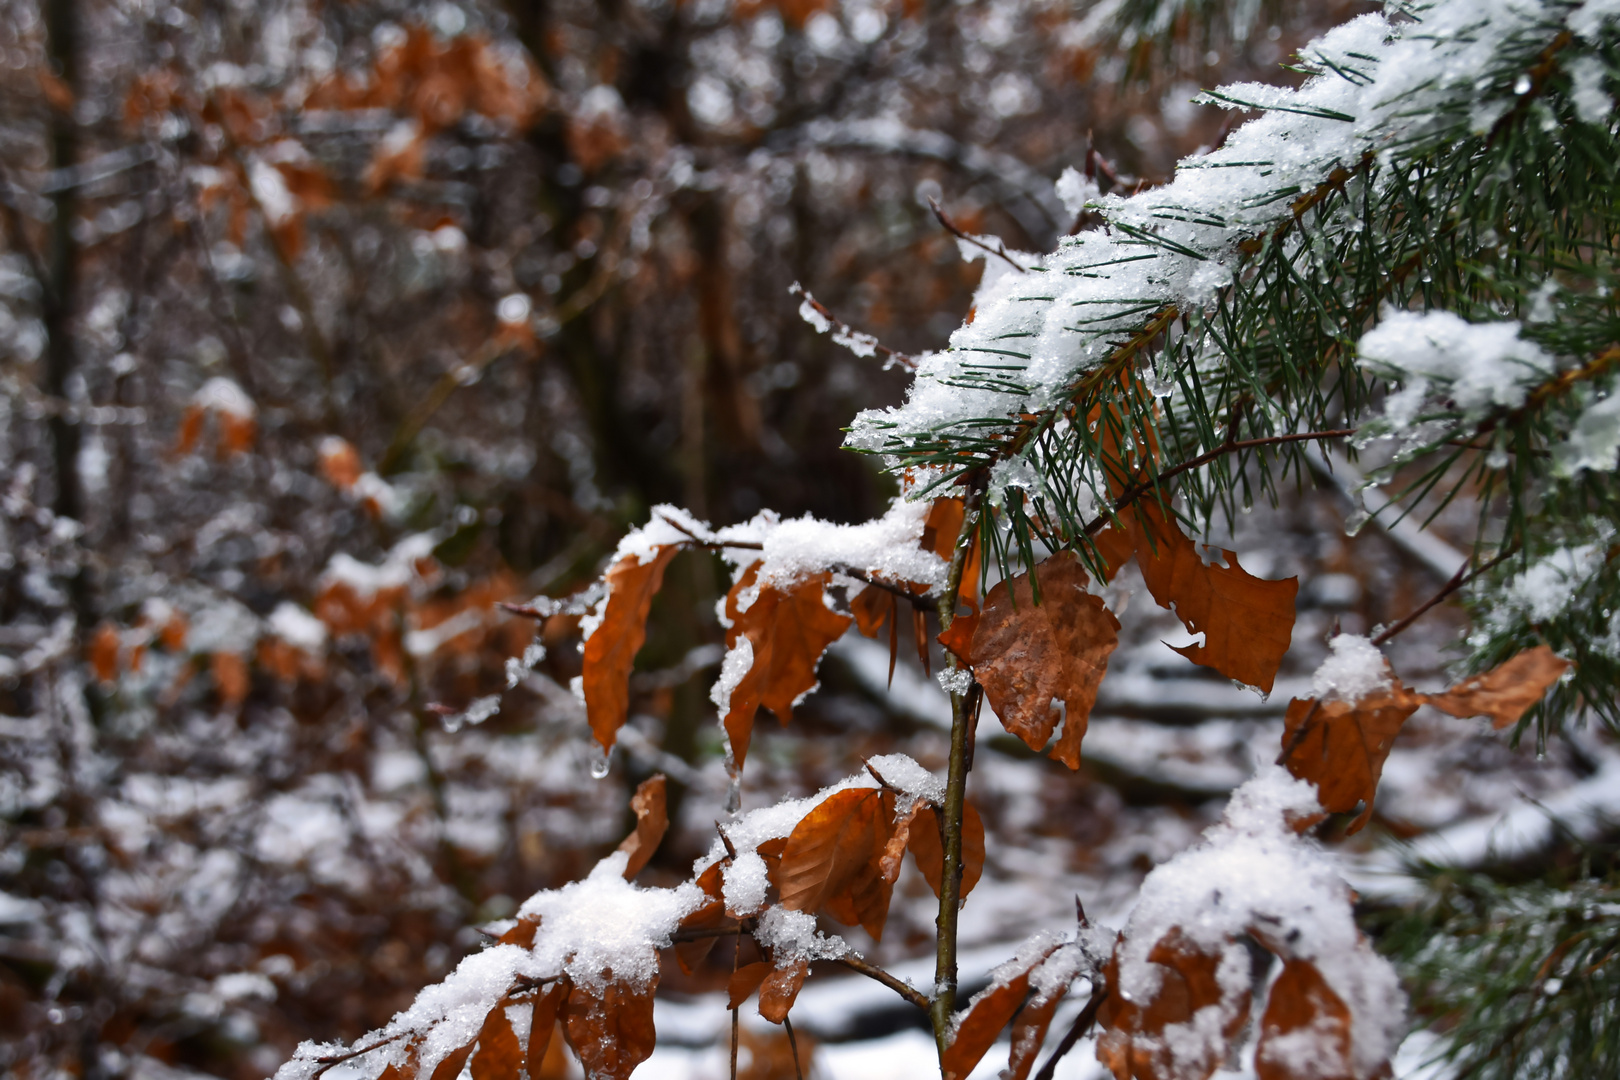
[{"x1": 928, "y1": 196, "x2": 1026, "y2": 273}]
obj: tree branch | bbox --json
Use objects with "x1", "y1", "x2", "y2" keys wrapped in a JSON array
[
  {"x1": 834, "y1": 954, "x2": 932, "y2": 1010},
  {"x1": 789, "y1": 284, "x2": 918, "y2": 371},
  {"x1": 1371, "y1": 545, "x2": 1519, "y2": 646},
  {"x1": 929, "y1": 196, "x2": 1026, "y2": 273},
  {"x1": 1031, "y1": 988, "x2": 1108, "y2": 1080},
  {"x1": 929, "y1": 475, "x2": 988, "y2": 1055}
]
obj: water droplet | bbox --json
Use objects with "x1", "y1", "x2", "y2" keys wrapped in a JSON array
[
  {"x1": 1514, "y1": 74, "x2": 1532, "y2": 95},
  {"x1": 588, "y1": 744, "x2": 611, "y2": 779}
]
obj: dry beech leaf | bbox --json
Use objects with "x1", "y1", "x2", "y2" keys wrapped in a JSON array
[
  {"x1": 1006, "y1": 978, "x2": 1071, "y2": 1080},
  {"x1": 562, "y1": 978, "x2": 657, "y2": 1080},
  {"x1": 469, "y1": 1000, "x2": 522, "y2": 1080},
  {"x1": 1096, "y1": 928, "x2": 1251, "y2": 1080},
  {"x1": 941, "y1": 942, "x2": 1064, "y2": 1080},
  {"x1": 728, "y1": 961, "x2": 773, "y2": 1009},
  {"x1": 88, "y1": 622, "x2": 121, "y2": 683},
  {"x1": 923, "y1": 496, "x2": 981, "y2": 611},
  {"x1": 1254, "y1": 960, "x2": 1354, "y2": 1080},
  {"x1": 1283, "y1": 645, "x2": 1569, "y2": 832},
  {"x1": 969, "y1": 550, "x2": 1121, "y2": 768},
  {"x1": 878, "y1": 799, "x2": 927, "y2": 884},
  {"x1": 428, "y1": 1036, "x2": 477, "y2": 1080},
  {"x1": 580, "y1": 546, "x2": 680, "y2": 752},
  {"x1": 1424, "y1": 644, "x2": 1570, "y2": 730},
  {"x1": 907, "y1": 802, "x2": 986, "y2": 901},
  {"x1": 850, "y1": 585, "x2": 893, "y2": 639},
  {"x1": 758, "y1": 959, "x2": 809, "y2": 1024},
  {"x1": 1281, "y1": 690, "x2": 1420, "y2": 835},
  {"x1": 526, "y1": 983, "x2": 568, "y2": 1080},
  {"x1": 720, "y1": 564, "x2": 853, "y2": 771},
  {"x1": 674, "y1": 863, "x2": 726, "y2": 975},
  {"x1": 775, "y1": 787, "x2": 896, "y2": 941},
  {"x1": 936, "y1": 613, "x2": 978, "y2": 664},
  {"x1": 498, "y1": 918, "x2": 539, "y2": 948},
  {"x1": 1126, "y1": 502, "x2": 1297, "y2": 694},
  {"x1": 212, "y1": 651, "x2": 251, "y2": 706},
  {"x1": 617, "y1": 774, "x2": 668, "y2": 879}
]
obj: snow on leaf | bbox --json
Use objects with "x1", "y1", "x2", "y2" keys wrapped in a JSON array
[
  {"x1": 1096, "y1": 928, "x2": 1249, "y2": 1080},
  {"x1": 1254, "y1": 960, "x2": 1355, "y2": 1080},
  {"x1": 468, "y1": 1000, "x2": 521, "y2": 1080},
  {"x1": 580, "y1": 544, "x2": 679, "y2": 752},
  {"x1": 728, "y1": 961, "x2": 773, "y2": 1009},
  {"x1": 942, "y1": 935, "x2": 1072, "y2": 1080},
  {"x1": 616, "y1": 774, "x2": 668, "y2": 880},
  {"x1": 968, "y1": 550, "x2": 1121, "y2": 768},
  {"x1": 758, "y1": 958, "x2": 809, "y2": 1024}
]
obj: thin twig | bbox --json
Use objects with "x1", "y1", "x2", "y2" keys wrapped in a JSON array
[
  {"x1": 783, "y1": 1015, "x2": 806, "y2": 1080},
  {"x1": 730, "y1": 1006, "x2": 739, "y2": 1080},
  {"x1": 1371, "y1": 545, "x2": 1519, "y2": 646},
  {"x1": 1031, "y1": 989, "x2": 1108, "y2": 1080},
  {"x1": 929, "y1": 196, "x2": 1026, "y2": 273},
  {"x1": 833, "y1": 954, "x2": 931, "y2": 1010},
  {"x1": 1085, "y1": 428, "x2": 1357, "y2": 537},
  {"x1": 790, "y1": 284, "x2": 918, "y2": 370}
]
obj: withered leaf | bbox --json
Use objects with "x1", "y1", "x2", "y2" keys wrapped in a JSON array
[
  {"x1": 1126, "y1": 502, "x2": 1297, "y2": 694},
  {"x1": 498, "y1": 917, "x2": 539, "y2": 948},
  {"x1": 1254, "y1": 960, "x2": 1354, "y2": 1080},
  {"x1": 427, "y1": 1036, "x2": 477, "y2": 1080},
  {"x1": 758, "y1": 959, "x2": 809, "y2": 1024},
  {"x1": 906, "y1": 801, "x2": 986, "y2": 901},
  {"x1": 1096, "y1": 929, "x2": 1251, "y2": 1080},
  {"x1": 850, "y1": 585, "x2": 894, "y2": 640},
  {"x1": 1424, "y1": 644, "x2": 1570, "y2": 730},
  {"x1": 719, "y1": 564, "x2": 853, "y2": 772},
  {"x1": 562, "y1": 977, "x2": 658, "y2": 1080},
  {"x1": 580, "y1": 546, "x2": 680, "y2": 752},
  {"x1": 1283, "y1": 645, "x2": 1570, "y2": 833},
  {"x1": 527, "y1": 983, "x2": 567, "y2": 1080},
  {"x1": 775, "y1": 787, "x2": 895, "y2": 941},
  {"x1": 1281, "y1": 689, "x2": 1420, "y2": 835},
  {"x1": 728, "y1": 961, "x2": 773, "y2": 1009},
  {"x1": 469, "y1": 1000, "x2": 522, "y2": 1080},
  {"x1": 1006, "y1": 976, "x2": 1071, "y2": 1080},
  {"x1": 674, "y1": 862, "x2": 727, "y2": 975},
  {"x1": 940, "y1": 942, "x2": 1064, "y2": 1080},
  {"x1": 969, "y1": 550, "x2": 1120, "y2": 768},
  {"x1": 617, "y1": 774, "x2": 668, "y2": 880}
]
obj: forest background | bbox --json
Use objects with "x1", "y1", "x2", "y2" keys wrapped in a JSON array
[{"x1": 2, "y1": 0, "x2": 1616, "y2": 1079}]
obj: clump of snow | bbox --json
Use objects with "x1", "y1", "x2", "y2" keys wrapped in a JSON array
[
  {"x1": 1358, "y1": 311, "x2": 1555, "y2": 430},
  {"x1": 722, "y1": 851, "x2": 770, "y2": 916},
  {"x1": 1554, "y1": 391, "x2": 1620, "y2": 476},
  {"x1": 721, "y1": 496, "x2": 948, "y2": 592},
  {"x1": 865, "y1": 752, "x2": 945, "y2": 805},
  {"x1": 268, "y1": 602, "x2": 327, "y2": 652},
  {"x1": 1054, "y1": 166, "x2": 1102, "y2": 218},
  {"x1": 755, "y1": 905, "x2": 850, "y2": 963},
  {"x1": 1568, "y1": 53, "x2": 1613, "y2": 124},
  {"x1": 1110, "y1": 767, "x2": 1405, "y2": 1080},
  {"x1": 708, "y1": 635, "x2": 753, "y2": 717},
  {"x1": 193, "y1": 376, "x2": 256, "y2": 419},
  {"x1": 936, "y1": 666, "x2": 974, "y2": 695},
  {"x1": 321, "y1": 533, "x2": 435, "y2": 598},
  {"x1": 442, "y1": 695, "x2": 502, "y2": 733},
  {"x1": 505, "y1": 640, "x2": 546, "y2": 688},
  {"x1": 1309, "y1": 634, "x2": 1391, "y2": 704},
  {"x1": 1495, "y1": 542, "x2": 1608, "y2": 624},
  {"x1": 516, "y1": 851, "x2": 703, "y2": 990}
]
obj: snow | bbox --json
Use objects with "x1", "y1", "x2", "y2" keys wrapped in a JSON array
[
  {"x1": 722, "y1": 851, "x2": 770, "y2": 915},
  {"x1": 721, "y1": 496, "x2": 948, "y2": 593},
  {"x1": 441, "y1": 695, "x2": 502, "y2": 733},
  {"x1": 1111, "y1": 767, "x2": 1405, "y2": 1080},
  {"x1": 754, "y1": 905, "x2": 850, "y2": 963},
  {"x1": 708, "y1": 634, "x2": 753, "y2": 718},
  {"x1": 1491, "y1": 542, "x2": 1608, "y2": 625},
  {"x1": 1309, "y1": 634, "x2": 1391, "y2": 704},
  {"x1": 1553, "y1": 390, "x2": 1620, "y2": 475},
  {"x1": 193, "y1": 376, "x2": 256, "y2": 418},
  {"x1": 1358, "y1": 311, "x2": 1555, "y2": 431},
  {"x1": 321, "y1": 534, "x2": 436, "y2": 598},
  {"x1": 1054, "y1": 166, "x2": 1102, "y2": 218},
  {"x1": 1567, "y1": 54, "x2": 1613, "y2": 123},
  {"x1": 268, "y1": 601, "x2": 327, "y2": 652},
  {"x1": 864, "y1": 752, "x2": 945, "y2": 805}
]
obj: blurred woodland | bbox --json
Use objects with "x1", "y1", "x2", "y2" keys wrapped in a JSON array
[{"x1": 4, "y1": 1, "x2": 1613, "y2": 1079}]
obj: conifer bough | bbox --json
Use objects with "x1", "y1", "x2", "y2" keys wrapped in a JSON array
[{"x1": 277, "y1": 2, "x2": 1619, "y2": 1078}]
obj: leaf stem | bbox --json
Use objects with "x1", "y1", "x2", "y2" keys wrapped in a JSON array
[
  {"x1": 930, "y1": 477, "x2": 988, "y2": 1057},
  {"x1": 1030, "y1": 989, "x2": 1108, "y2": 1080},
  {"x1": 834, "y1": 955, "x2": 931, "y2": 1010}
]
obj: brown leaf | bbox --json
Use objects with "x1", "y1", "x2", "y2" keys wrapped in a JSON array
[
  {"x1": 1127, "y1": 502, "x2": 1297, "y2": 693},
  {"x1": 1006, "y1": 976, "x2": 1070, "y2": 1080},
  {"x1": 498, "y1": 918, "x2": 539, "y2": 948},
  {"x1": 728, "y1": 961, "x2": 773, "y2": 1009},
  {"x1": 719, "y1": 564, "x2": 853, "y2": 772},
  {"x1": 906, "y1": 802, "x2": 986, "y2": 901},
  {"x1": 923, "y1": 496, "x2": 981, "y2": 610},
  {"x1": 319, "y1": 437, "x2": 364, "y2": 489},
  {"x1": 969, "y1": 550, "x2": 1120, "y2": 768},
  {"x1": 1096, "y1": 929, "x2": 1251, "y2": 1080},
  {"x1": 617, "y1": 775, "x2": 668, "y2": 879},
  {"x1": 1281, "y1": 683, "x2": 1421, "y2": 835},
  {"x1": 674, "y1": 863, "x2": 726, "y2": 975},
  {"x1": 562, "y1": 977, "x2": 657, "y2": 1080},
  {"x1": 1254, "y1": 960, "x2": 1354, "y2": 1080},
  {"x1": 758, "y1": 959, "x2": 809, "y2": 1024},
  {"x1": 937, "y1": 613, "x2": 978, "y2": 664},
  {"x1": 1425, "y1": 645, "x2": 1570, "y2": 730},
  {"x1": 88, "y1": 622, "x2": 121, "y2": 683},
  {"x1": 942, "y1": 941, "x2": 1068, "y2": 1080},
  {"x1": 428, "y1": 1037, "x2": 477, "y2": 1080},
  {"x1": 580, "y1": 546, "x2": 680, "y2": 752},
  {"x1": 212, "y1": 651, "x2": 251, "y2": 706},
  {"x1": 469, "y1": 1000, "x2": 522, "y2": 1080},
  {"x1": 775, "y1": 787, "x2": 895, "y2": 941},
  {"x1": 850, "y1": 585, "x2": 893, "y2": 639},
  {"x1": 878, "y1": 799, "x2": 926, "y2": 885},
  {"x1": 526, "y1": 983, "x2": 567, "y2": 1080}
]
